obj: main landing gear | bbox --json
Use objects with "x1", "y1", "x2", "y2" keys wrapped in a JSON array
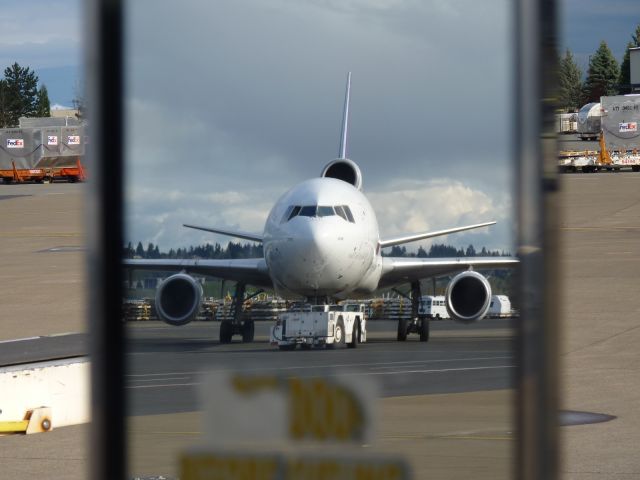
[
  {"x1": 395, "y1": 281, "x2": 430, "y2": 342},
  {"x1": 219, "y1": 283, "x2": 263, "y2": 344}
]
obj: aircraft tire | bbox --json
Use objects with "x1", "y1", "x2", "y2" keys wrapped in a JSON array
[
  {"x1": 329, "y1": 318, "x2": 346, "y2": 349},
  {"x1": 419, "y1": 318, "x2": 430, "y2": 342},
  {"x1": 241, "y1": 320, "x2": 255, "y2": 343},
  {"x1": 397, "y1": 318, "x2": 408, "y2": 341},
  {"x1": 300, "y1": 343, "x2": 312, "y2": 350},
  {"x1": 278, "y1": 344, "x2": 296, "y2": 351},
  {"x1": 219, "y1": 321, "x2": 233, "y2": 344},
  {"x1": 347, "y1": 320, "x2": 360, "y2": 349}
]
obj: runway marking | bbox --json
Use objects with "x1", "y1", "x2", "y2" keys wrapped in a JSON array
[
  {"x1": 125, "y1": 356, "x2": 512, "y2": 378},
  {"x1": 438, "y1": 434, "x2": 512, "y2": 441},
  {"x1": 346, "y1": 365, "x2": 515, "y2": 377},
  {"x1": 0, "y1": 336, "x2": 40, "y2": 344},
  {"x1": 367, "y1": 356, "x2": 511, "y2": 370},
  {"x1": 125, "y1": 365, "x2": 514, "y2": 389},
  {"x1": 382, "y1": 433, "x2": 512, "y2": 441},
  {"x1": 561, "y1": 226, "x2": 640, "y2": 231}
]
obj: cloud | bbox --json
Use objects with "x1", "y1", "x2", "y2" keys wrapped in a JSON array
[
  {"x1": 368, "y1": 178, "x2": 511, "y2": 249},
  {"x1": 123, "y1": 0, "x2": 515, "y2": 251},
  {"x1": 0, "y1": 0, "x2": 81, "y2": 68}
]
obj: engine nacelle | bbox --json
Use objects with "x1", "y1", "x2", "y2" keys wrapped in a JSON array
[
  {"x1": 321, "y1": 158, "x2": 363, "y2": 191},
  {"x1": 154, "y1": 273, "x2": 203, "y2": 326},
  {"x1": 445, "y1": 270, "x2": 492, "y2": 323}
]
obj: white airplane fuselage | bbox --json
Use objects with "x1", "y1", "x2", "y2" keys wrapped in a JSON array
[{"x1": 263, "y1": 177, "x2": 383, "y2": 299}]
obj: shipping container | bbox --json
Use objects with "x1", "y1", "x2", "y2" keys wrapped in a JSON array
[{"x1": 577, "y1": 102, "x2": 602, "y2": 140}]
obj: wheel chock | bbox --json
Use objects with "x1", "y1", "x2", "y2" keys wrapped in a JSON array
[
  {"x1": 0, "y1": 407, "x2": 52, "y2": 434},
  {"x1": 25, "y1": 407, "x2": 53, "y2": 434}
]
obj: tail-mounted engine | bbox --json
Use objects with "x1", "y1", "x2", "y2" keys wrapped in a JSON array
[
  {"x1": 445, "y1": 270, "x2": 492, "y2": 323},
  {"x1": 321, "y1": 158, "x2": 363, "y2": 191},
  {"x1": 154, "y1": 273, "x2": 203, "y2": 326}
]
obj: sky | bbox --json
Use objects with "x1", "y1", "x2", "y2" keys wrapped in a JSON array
[{"x1": 2, "y1": 0, "x2": 639, "y2": 253}]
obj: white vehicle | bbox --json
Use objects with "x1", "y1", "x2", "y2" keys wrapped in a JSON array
[
  {"x1": 418, "y1": 295, "x2": 450, "y2": 320},
  {"x1": 487, "y1": 295, "x2": 512, "y2": 318},
  {"x1": 270, "y1": 303, "x2": 366, "y2": 350},
  {"x1": 124, "y1": 73, "x2": 517, "y2": 343}
]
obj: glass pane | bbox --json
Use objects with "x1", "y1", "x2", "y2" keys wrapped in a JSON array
[
  {"x1": 123, "y1": 2, "x2": 515, "y2": 478},
  {"x1": 317, "y1": 205, "x2": 335, "y2": 217}
]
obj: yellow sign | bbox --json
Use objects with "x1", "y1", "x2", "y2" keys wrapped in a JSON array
[{"x1": 201, "y1": 372, "x2": 376, "y2": 445}]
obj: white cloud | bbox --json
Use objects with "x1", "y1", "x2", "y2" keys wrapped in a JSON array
[
  {"x1": 123, "y1": 0, "x2": 515, "y2": 252},
  {"x1": 369, "y1": 178, "x2": 510, "y2": 249}
]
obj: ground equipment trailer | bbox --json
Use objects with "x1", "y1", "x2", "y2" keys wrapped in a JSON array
[{"x1": 270, "y1": 303, "x2": 366, "y2": 350}]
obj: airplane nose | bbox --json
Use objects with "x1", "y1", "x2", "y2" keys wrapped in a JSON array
[{"x1": 293, "y1": 219, "x2": 331, "y2": 260}]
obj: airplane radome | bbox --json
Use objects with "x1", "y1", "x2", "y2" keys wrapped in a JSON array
[{"x1": 124, "y1": 73, "x2": 517, "y2": 343}]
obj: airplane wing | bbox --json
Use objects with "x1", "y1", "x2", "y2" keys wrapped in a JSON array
[
  {"x1": 378, "y1": 256, "x2": 518, "y2": 288},
  {"x1": 379, "y1": 221, "x2": 496, "y2": 248},
  {"x1": 123, "y1": 258, "x2": 273, "y2": 289},
  {"x1": 183, "y1": 224, "x2": 263, "y2": 243}
]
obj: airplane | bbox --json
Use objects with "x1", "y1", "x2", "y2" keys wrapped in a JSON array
[{"x1": 125, "y1": 72, "x2": 517, "y2": 344}]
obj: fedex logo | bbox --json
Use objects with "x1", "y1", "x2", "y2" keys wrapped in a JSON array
[
  {"x1": 67, "y1": 135, "x2": 81, "y2": 145},
  {"x1": 48, "y1": 135, "x2": 58, "y2": 146},
  {"x1": 619, "y1": 122, "x2": 638, "y2": 133},
  {"x1": 6, "y1": 138, "x2": 24, "y2": 148}
]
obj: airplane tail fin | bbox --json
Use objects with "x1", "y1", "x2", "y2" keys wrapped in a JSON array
[{"x1": 338, "y1": 72, "x2": 351, "y2": 159}]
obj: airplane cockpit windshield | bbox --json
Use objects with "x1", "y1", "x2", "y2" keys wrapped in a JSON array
[{"x1": 283, "y1": 204, "x2": 356, "y2": 223}]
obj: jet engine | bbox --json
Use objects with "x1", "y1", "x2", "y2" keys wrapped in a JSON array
[
  {"x1": 321, "y1": 158, "x2": 363, "y2": 191},
  {"x1": 444, "y1": 270, "x2": 492, "y2": 323},
  {"x1": 154, "y1": 273, "x2": 203, "y2": 326}
]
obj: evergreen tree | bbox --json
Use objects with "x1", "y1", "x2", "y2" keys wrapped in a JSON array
[
  {"x1": 582, "y1": 41, "x2": 620, "y2": 103},
  {"x1": 1, "y1": 62, "x2": 39, "y2": 127},
  {"x1": 0, "y1": 79, "x2": 7, "y2": 127},
  {"x1": 618, "y1": 25, "x2": 640, "y2": 94},
  {"x1": 35, "y1": 85, "x2": 50, "y2": 117},
  {"x1": 123, "y1": 242, "x2": 134, "y2": 259},
  {"x1": 558, "y1": 49, "x2": 583, "y2": 111},
  {"x1": 135, "y1": 241, "x2": 145, "y2": 257}
]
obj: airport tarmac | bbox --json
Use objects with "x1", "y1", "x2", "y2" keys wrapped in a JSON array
[
  {"x1": 0, "y1": 183, "x2": 86, "y2": 342},
  {"x1": 557, "y1": 134, "x2": 598, "y2": 153},
  {"x1": 2, "y1": 173, "x2": 640, "y2": 479},
  {"x1": 126, "y1": 319, "x2": 514, "y2": 416}
]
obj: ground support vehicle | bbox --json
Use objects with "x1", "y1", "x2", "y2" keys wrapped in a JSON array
[
  {"x1": 418, "y1": 295, "x2": 449, "y2": 320},
  {"x1": 270, "y1": 303, "x2": 366, "y2": 350}
]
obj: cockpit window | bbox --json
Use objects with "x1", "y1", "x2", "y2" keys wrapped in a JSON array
[
  {"x1": 287, "y1": 205, "x2": 301, "y2": 221},
  {"x1": 342, "y1": 205, "x2": 355, "y2": 223},
  {"x1": 317, "y1": 206, "x2": 334, "y2": 217},
  {"x1": 299, "y1": 205, "x2": 317, "y2": 217},
  {"x1": 334, "y1": 205, "x2": 348, "y2": 221},
  {"x1": 281, "y1": 205, "x2": 294, "y2": 223},
  {"x1": 284, "y1": 204, "x2": 354, "y2": 222}
]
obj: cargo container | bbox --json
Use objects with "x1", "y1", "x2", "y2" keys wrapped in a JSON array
[
  {"x1": 556, "y1": 113, "x2": 578, "y2": 134},
  {"x1": 600, "y1": 95, "x2": 640, "y2": 170},
  {"x1": 0, "y1": 123, "x2": 86, "y2": 183},
  {"x1": 487, "y1": 295, "x2": 512, "y2": 318},
  {"x1": 577, "y1": 102, "x2": 602, "y2": 140}
]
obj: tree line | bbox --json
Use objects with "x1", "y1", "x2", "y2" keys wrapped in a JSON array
[
  {"x1": 124, "y1": 241, "x2": 508, "y2": 260},
  {"x1": 0, "y1": 62, "x2": 51, "y2": 128},
  {"x1": 558, "y1": 24, "x2": 640, "y2": 112}
]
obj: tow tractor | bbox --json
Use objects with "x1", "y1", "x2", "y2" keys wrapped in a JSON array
[{"x1": 270, "y1": 303, "x2": 366, "y2": 351}]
